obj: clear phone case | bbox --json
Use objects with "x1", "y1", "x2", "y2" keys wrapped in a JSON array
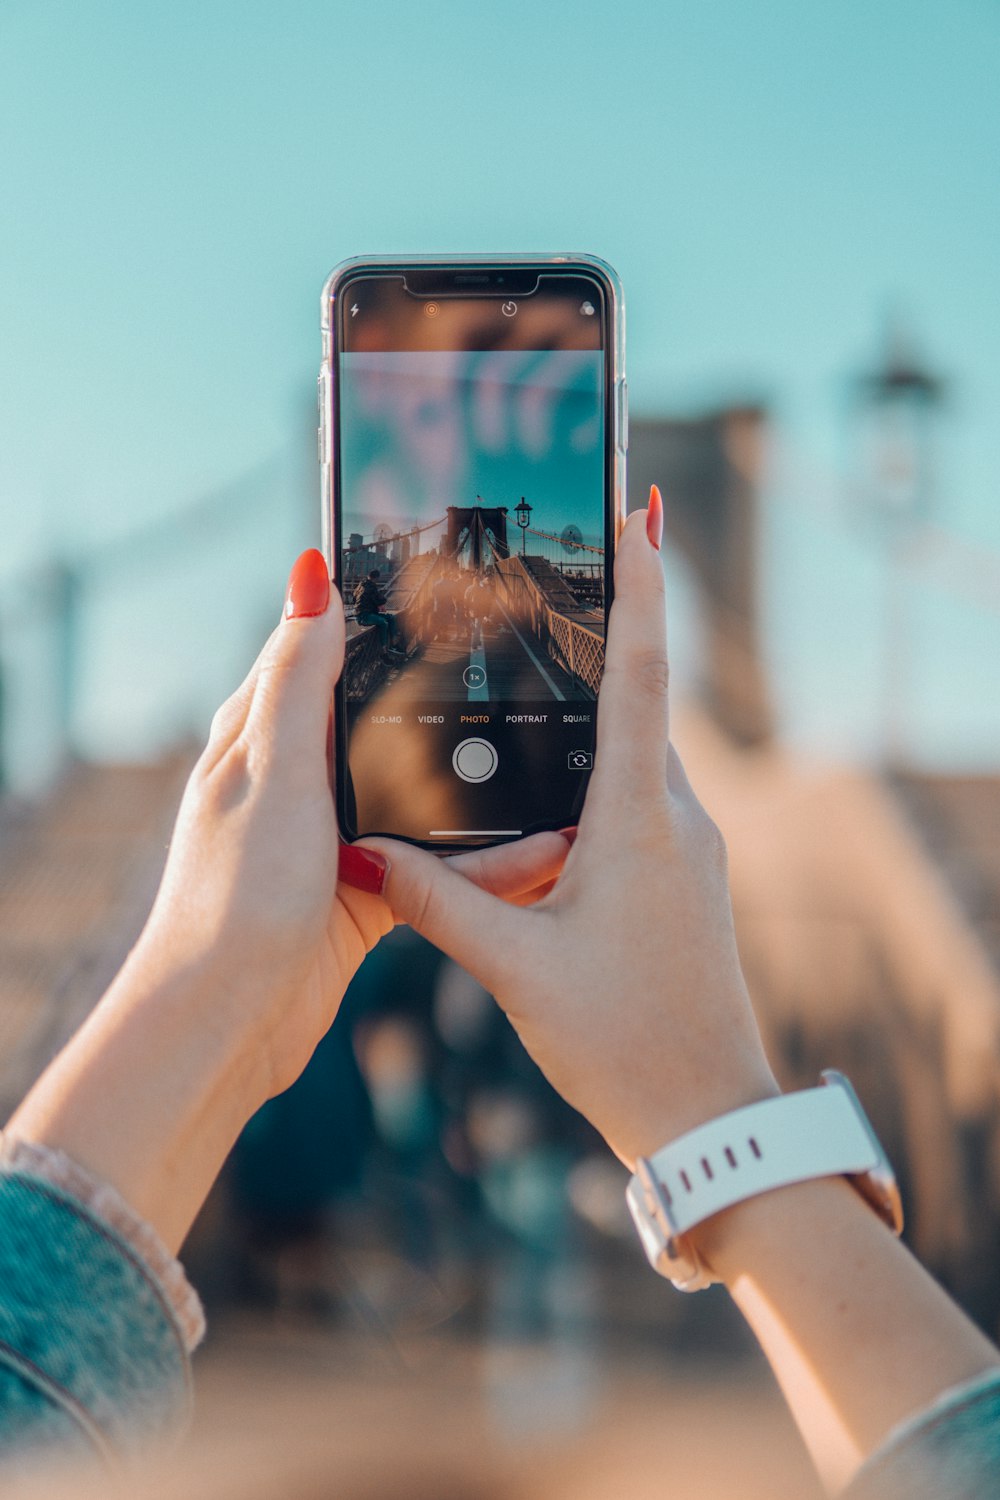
[{"x1": 320, "y1": 254, "x2": 626, "y2": 849}]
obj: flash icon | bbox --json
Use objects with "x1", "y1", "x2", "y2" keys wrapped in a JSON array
[{"x1": 350, "y1": 304, "x2": 359, "y2": 317}]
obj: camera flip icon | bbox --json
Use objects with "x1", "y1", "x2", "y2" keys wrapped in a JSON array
[{"x1": 567, "y1": 750, "x2": 593, "y2": 770}]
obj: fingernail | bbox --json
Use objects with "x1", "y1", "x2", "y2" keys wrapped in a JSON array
[
  {"x1": 284, "y1": 549, "x2": 331, "y2": 620},
  {"x1": 557, "y1": 825, "x2": 578, "y2": 847},
  {"x1": 339, "y1": 842, "x2": 389, "y2": 896},
  {"x1": 646, "y1": 485, "x2": 663, "y2": 551}
]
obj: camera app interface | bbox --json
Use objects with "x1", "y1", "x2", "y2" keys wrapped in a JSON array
[{"x1": 336, "y1": 273, "x2": 610, "y2": 843}]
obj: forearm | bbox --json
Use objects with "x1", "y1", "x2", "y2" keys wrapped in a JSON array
[
  {"x1": 5, "y1": 945, "x2": 266, "y2": 1256},
  {"x1": 695, "y1": 1175, "x2": 1000, "y2": 1491}
]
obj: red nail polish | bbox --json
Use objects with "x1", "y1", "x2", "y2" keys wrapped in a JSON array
[
  {"x1": 557, "y1": 825, "x2": 578, "y2": 847},
  {"x1": 339, "y1": 842, "x2": 389, "y2": 896},
  {"x1": 646, "y1": 485, "x2": 663, "y2": 551},
  {"x1": 284, "y1": 549, "x2": 330, "y2": 619}
]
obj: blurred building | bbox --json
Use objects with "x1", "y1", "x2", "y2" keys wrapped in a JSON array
[{"x1": 630, "y1": 409, "x2": 773, "y2": 748}]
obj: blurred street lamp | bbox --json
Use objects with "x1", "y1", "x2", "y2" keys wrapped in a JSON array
[
  {"x1": 514, "y1": 496, "x2": 533, "y2": 557},
  {"x1": 854, "y1": 323, "x2": 944, "y2": 528},
  {"x1": 850, "y1": 320, "x2": 945, "y2": 768}
]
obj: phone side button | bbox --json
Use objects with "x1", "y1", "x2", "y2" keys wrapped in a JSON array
[
  {"x1": 317, "y1": 368, "x2": 330, "y2": 464},
  {"x1": 616, "y1": 378, "x2": 629, "y2": 454}
]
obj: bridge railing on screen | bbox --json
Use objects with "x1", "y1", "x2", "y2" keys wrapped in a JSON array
[
  {"x1": 546, "y1": 612, "x2": 605, "y2": 696},
  {"x1": 493, "y1": 555, "x2": 605, "y2": 698}
]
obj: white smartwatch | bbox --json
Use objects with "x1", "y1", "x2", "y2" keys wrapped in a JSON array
[{"x1": 626, "y1": 1070, "x2": 903, "y2": 1291}]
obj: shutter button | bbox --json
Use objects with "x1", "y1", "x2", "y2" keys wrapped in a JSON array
[{"x1": 452, "y1": 738, "x2": 498, "y2": 784}]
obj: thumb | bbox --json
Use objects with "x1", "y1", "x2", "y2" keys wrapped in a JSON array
[
  {"x1": 588, "y1": 494, "x2": 670, "y2": 810},
  {"x1": 362, "y1": 836, "x2": 525, "y2": 996},
  {"x1": 243, "y1": 550, "x2": 346, "y2": 759}
]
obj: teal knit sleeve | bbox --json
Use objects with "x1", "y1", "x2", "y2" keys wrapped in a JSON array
[
  {"x1": 845, "y1": 1370, "x2": 1000, "y2": 1498},
  {"x1": 0, "y1": 1170, "x2": 196, "y2": 1470}
]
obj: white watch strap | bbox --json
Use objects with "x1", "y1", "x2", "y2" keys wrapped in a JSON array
[{"x1": 634, "y1": 1082, "x2": 881, "y2": 1239}]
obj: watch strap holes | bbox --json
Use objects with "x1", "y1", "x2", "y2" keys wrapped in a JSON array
[
  {"x1": 680, "y1": 1169, "x2": 692, "y2": 1192},
  {"x1": 724, "y1": 1146, "x2": 738, "y2": 1168},
  {"x1": 701, "y1": 1157, "x2": 714, "y2": 1181},
  {"x1": 749, "y1": 1137, "x2": 763, "y2": 1160}
]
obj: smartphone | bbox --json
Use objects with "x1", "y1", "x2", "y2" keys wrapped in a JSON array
[{"x1": 320, "y1": 255, "x2": 625, "y2": 850}]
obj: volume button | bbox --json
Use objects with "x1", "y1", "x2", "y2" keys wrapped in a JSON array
[
  {"x1": 317, "y1": 368, "x2": 331, "y2": 464},
  {"x1": 616, "y1": 378, "x2": 628, "y2": 454}
]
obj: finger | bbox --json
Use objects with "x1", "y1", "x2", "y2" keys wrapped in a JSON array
[
  {"x1": 507, "y1": 876, "x2": 559, "y2": 907},
  {"x1": 358, "y1": 836, "x2": 529, "y2": 993},
  {"x1": 445, "y1": 829, "x2": 571, "y2": 900},
  {"x1": 242, "y1": 550, "x2": 346, "y2": 763},
  {"x1": 338, "y1": 841, "x2": 390, "y2": 897},
  {"x1": 590, "y1": 495, "x2": 670, "y2": 803}
]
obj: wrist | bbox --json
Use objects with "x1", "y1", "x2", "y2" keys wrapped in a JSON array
[
  {"x1": 627, "y1": 1071, "x2": 901, "y2": 1292},
  {"x1": 118, "y1": 933, "x2": 276, "y2": 1113},
  {"x1": 618, "y1": 1071, "x2": 782, "y2": 1169},
  {"x1": 7, "y1": 950, "x2": 268, "y2": 1253},
  {"x1": 689, "y1": 1172, "x2": 875, "y2": 1288}
]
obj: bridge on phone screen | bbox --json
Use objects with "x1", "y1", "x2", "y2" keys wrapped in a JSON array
[{"x1": 342, "y1": 504, "x2": 605, "y2": 706}]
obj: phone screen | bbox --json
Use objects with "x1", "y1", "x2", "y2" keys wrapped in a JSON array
[{"x1": 331, "y1": 266, "x2": 615, "y2": 847}]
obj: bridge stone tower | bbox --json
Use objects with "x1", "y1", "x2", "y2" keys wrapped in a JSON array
[
  {"x1": 628, "y1": 408, "x2": 773, "y2": 748},
  {"x1": 444, "y1": 505, "x2": 509, "y2": 569}
]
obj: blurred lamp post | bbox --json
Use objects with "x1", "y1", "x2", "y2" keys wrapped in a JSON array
[
  {"x1": 514, "y1": 497, "x2": 533, "y2": 557},
  {"x1": 851, "y1": 322, "x2": 945, "y2": 769}
]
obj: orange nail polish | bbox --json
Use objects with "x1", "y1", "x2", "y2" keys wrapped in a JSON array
[
  {"x1": 646, "y1": 485, "x2": 663, "y2": 551},
  {"x1": 284, "y1": 549, "x2": 330, "y2": 619}
]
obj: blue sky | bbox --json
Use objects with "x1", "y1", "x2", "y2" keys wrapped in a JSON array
[{"x1": 1, "y1": 0, "x2": 998, "y2": 770}]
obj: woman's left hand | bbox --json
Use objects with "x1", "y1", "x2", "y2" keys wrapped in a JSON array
[
  {"x1": 7, "y1": 550, "x2": 568, "y2": 1250},
  {"x1": 140, "y1": 549, "x2": 570, "y2": 1102}
]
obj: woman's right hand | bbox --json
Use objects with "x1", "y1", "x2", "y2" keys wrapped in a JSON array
[
  {"x1": 369, "y1": 496, "x2": 1000, "y2": 1497},
  {"x1": 365, "y1": 495, "x2": 779, "y2": 1167}
]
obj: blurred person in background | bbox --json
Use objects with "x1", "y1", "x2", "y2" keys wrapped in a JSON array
[
  {"x1": 430, "y1": 567, "x2": 461, "y2": 642},
  {"x1": 464, "y1": 572, "x2": 495, "y2": 651},
  {"x1": 0, "y1": 503, "x2": 998, "y2": 1497}
]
